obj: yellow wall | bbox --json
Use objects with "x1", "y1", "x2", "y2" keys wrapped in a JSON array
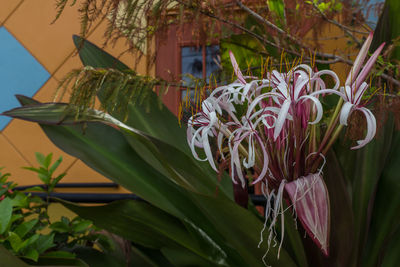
[{"x1": 0, "y1": 0, "x2": 148, "y2": 194}]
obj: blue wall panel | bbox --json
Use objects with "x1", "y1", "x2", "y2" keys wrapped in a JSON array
[{"x1": 0, "y1": 27, "x2": 50, "y2": 130}]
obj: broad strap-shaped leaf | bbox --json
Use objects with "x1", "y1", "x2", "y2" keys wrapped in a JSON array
[
  {"x1": 73, "y1": 35, "x2": 129, "y2": 70},
  {"x1": 0, "y1": 245, "x2": 30, "y2": 267},
  {"x1": 60, "y1": 199, "x2": 226, "y2": 265},
  {"x1": 7, "y1": 102, "x2": 296, "y2": 266},
  {"x1": 363, "y1": 130, "x2": 400, "y2": 267},
  {"x1": 3, "y1": 101, "x2": 230, "y2": 197},
  {"x1": 350, "y1": 114, "x2": 394, "y2": 262},
  {"x1": 73, "y1": 36, "x2": 190, "y2": 155},
  {"x1": 285, "y1": 173, "x2": 330, "y2": 256}
]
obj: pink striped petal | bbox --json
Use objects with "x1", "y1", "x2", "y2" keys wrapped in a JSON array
[
  {"x1": 353, "y1": 42, "x2": 385, "y2": 90},
  {"x1": 229, "y1": 51, "x2": 246, "y2": 85},
  {"x1": 285, "y1": 173, "x2": 330, "y2": 256},
  {"x1": 346, "y1": 32, "x2": 373, "y2": 85}
]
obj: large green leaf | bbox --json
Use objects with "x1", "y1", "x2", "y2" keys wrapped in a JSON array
[
  {"x1": 371, "y1": 0, "x2": 400, "y2": 58},
  {"x1": 0, "y1": 245, "x2": 29, "y2": 267},
  {"x1": 363, "y1": 130, "x2": 400, "y2": 267},
  {"x1": 72, "y1": 36, "x2": 189, "y2": 156},
  {"x1": 8, "y1": 112, "x2": 296, "y2": 265},
  {"x1": 73, "y1": 35, "x2": 129, "y2": 71},
  {"x1": 350, "y1": 115, "x2": 394, "y2": 263},
  {"x1": 60, "y1": 199, "x2": 224, "y2": 264},
  {"x1": 4, "y1": 101, "x2": 230, "y2": 197}
]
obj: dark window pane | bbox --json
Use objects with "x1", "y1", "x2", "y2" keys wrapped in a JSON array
[
  {"x1": 206, "y1": 45, "x2": 220, "y2": 83},
  {"x1": 181, "y1": 46, "x2": 203, "y2": 85}
]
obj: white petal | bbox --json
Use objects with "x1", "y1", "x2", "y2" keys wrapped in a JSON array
[
  {"x1": 354, "y1": 82, "x2": 368, "y2": 106},
  {"x1": 298, "y1": 95, "x2": 323, "y2": 124},
  {"x1": 243, "y1": 134, "x2": 255, "y2": 168},
  {"x1": 273, "y1": 99, "x2": 291, "y2": 140},
  {"x1": 344, "y1": 85, "x2": 353, "y2": 102},
  {"x1": 294, "y1": 76, "x2": 310, "y2": 100},
  {"x1": 202, "y1": 127, "x2": 218, "y2": 171},
  {"x1": 314, "y1": 70, "x2": 340, "y2": 91},
  {"x1": 310, "y1": 89, "x2": 345, "y2": 99},
  {"x1": 351, "y1": 107, "x2": 376, "y2": 149},
  {"x1": 339, "y1": 101, "x2": 354, "y2": 126},
  {"x1": 190, "y1": 128, "x2": 207, "y2": 161},
  {"x1": 251, "y1": 134, "x2": 269, "y2": 184}
]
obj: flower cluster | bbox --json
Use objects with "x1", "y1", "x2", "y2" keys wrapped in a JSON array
[{"x1": 186, "y1": 33, "x2": 384, "y2": 257}]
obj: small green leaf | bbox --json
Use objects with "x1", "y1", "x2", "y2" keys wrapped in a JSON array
[
  {"x1": 49, "y1": 157, "x2": 63, "y2": 176},
  {"x1": 35, "y1": 234, "x2": 55, "y2": 254},
  {"x1": 20, "y1": 186, "x2": 45, "y2": 192},
  {"x1": 35, "y1": 152, "x2": 46, "y2": 167},
  {"x1": 15, "y1": 219, "x2": 38, "y2": 239},
  {"x1": 49, "y1": 173, "x2": 66, "y2": 192},
  {"x1": 50, "y1": 222, "x2": 69, "y2": 233},
  {"x1": 8, "y1": 232, "x2": 23, "y2": 252},
  {"x1": 20, "y1": 233, "x2": 39, "y2": 251},
  {"x1": 10, "y1": 193, "x2": 29, "y2": 208},
  {"x1": 44, "y1": 153, "x2": 53, "y2": 169},
  {"x1": 72, "y1": 220, "x2": 92, "y2": 233},
  {"x1": 0, "y1": 197, "x2": 13, "y2": 234},
  {"x1": 23, "y1": 248, "x2": 39, "y2": 262}
]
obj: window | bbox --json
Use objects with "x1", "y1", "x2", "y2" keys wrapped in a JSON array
[{"x1": 180, "y1": 45, "x2": 220, "y2": 103}]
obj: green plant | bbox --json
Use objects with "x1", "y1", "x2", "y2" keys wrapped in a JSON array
[
  {"x1": 2, "y1": 1, "x2": 400, "y2": 266},
  {"x1": 0, "y1": 154, "x2": 114, "y2": 266}
]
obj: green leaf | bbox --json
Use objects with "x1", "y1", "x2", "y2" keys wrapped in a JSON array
[
  {"x1": 20, "y1": 233, "x2": 40, "y2": 251},
  {"x1": 363, "y1": 130, "x2": 400, "y2": 266},
  {"x1": 14, "y1": 219, "x2": 39, "y2": 239},
  {"x1": 350, "y1": 115, "x2": 394, "y2": 262},
  {"x1": 161, "y1": 247, "x2": 216, "y2": 267},
  {"x1": 35, "y1": 234, "x2": 55, "y2": 254},
  {"x1": 8, "y1": 232, "x2": 23, "y2": 252},
  {"x1": 61, "y1": 199, "x2": 222, "y2": 261},
  {"x1": 72, "y1": 247, "x2": 125, "y2": 267},
  {"x1": 282, "y1": 206, "x2": 308, "y2": 267},
  {"x1": 130, "y1": 245, "x2": 173, "y2": 267},
  {"x1": 71, "y1": 220, "x2": 92, "y2": 233},
  {"x1": 31, "y1": 257, "x2": 89, "y2": 267},
  {"x1": 35, "y1": 152, "x2": 47, "y2": 168},
  {"x1": 0, "y1": 245, "x2": 30, "y2": 267},
  {"x1": 4, "y1": 102, "x2": 227, "y2": 196},
  {"x1": 381, "y1": 227, "x2": 400, "y2": 267},
  {"x1": 50, "y1": 222, "x2": 69, "y2": 233},
  {"x1": 8, "y1": 103, "x2": 296, "y2": 265},
  {"x1": 23, "y1": 248, "x2": 39, "y2": 262},
  {"x1": 73, "y1": 35, "x2": 129, "y2": 71},
  {"x1": 72, "y1": 36, "x2": 190, "y2": 156},
  {"x1": 0, "y1": 197, "x2": 13, "y2": 234},
  {"x1": 49, "y1": 156, "x2": 63, "y2": 176}
]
